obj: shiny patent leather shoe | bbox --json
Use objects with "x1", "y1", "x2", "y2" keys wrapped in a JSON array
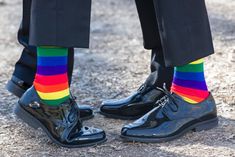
[
  {"x1": 6, "y1": 76, "x2": 94, "y2": 121},
  {"x1": 100, "y1": 84, "x2": 166, "y2": 120},
  {"x1": 99, "y1": 49, "x2": 174, "y2": 120},
  {"x1": 14, "y1": 86, "x2": 106, "y2": 148},
  {"x1": 121, "y1": 86, "x2": 218, "y2": 143}
]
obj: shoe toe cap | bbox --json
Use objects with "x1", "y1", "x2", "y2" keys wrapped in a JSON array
[
  {"x1": 121, "y1": 127, "x2": 129, "y2": 136},
  {"x1": 83, "y1": 126, "x2": 106, "y2": 139},
  {"x1": 69, "y1": 127, "x2": 106, "y2": 146},
  {"x1": 100, "y1": 103, "x2": 118, "y2": 114},
  {"x1": 121, "y1": 126, "x2": 137, "y2": 137},
  {"x1": 121, "y1": 124, "x2": 151, "y2": 138}
]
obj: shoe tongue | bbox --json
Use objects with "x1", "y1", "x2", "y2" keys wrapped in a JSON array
[
  {"x1": 144, "y1": 72, "x2": 159, "y2": 87},
  {"x1": 137, "y1": 74, "x2": 157, "y2": 93}
]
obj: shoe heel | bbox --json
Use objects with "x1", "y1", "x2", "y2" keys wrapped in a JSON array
[
  {"x1": 6, "y1": 80, "x2": 25, "y2": 98},
  {"x1": 193, "y1": 118, "x2": 218, "y2": 132},
  {"x1": 14, "y1": 103, "x2": 40, "y2": 129}
]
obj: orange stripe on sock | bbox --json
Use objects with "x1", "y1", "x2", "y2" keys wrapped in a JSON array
[
  {"x1": 173, "y1": 90, "x2": 205, "y2": 102},
  {"x1": 34, "y1": 82, "x2": 69, "y2": 93},
  {"x1": 34, "y1": 73, "x2": 68, "y2": 85},
  {"x1": 171, "y1": 83, "x2": 209, "y2": 99},
  {"x1": 180, "y1": 96, "x2": 198, "y2": 104}
]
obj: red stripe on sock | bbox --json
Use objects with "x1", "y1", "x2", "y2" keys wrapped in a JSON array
[
  {"x1": 173, "y1": 90, "x2": 205, "y2": 102},
  {"x1": 171, "y1": 83, "x2": 209, "y2": 99},
  {"x1": 34, "y1": 73, "x2": 68, "y2": 85},
  {"x1": 34, "y1": 82, "x2": 69, "y2": 93}
]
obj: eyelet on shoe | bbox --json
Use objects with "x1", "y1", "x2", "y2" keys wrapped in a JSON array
[{"x1": 29, "y1": 101, "x2": 40, "y2": 109}]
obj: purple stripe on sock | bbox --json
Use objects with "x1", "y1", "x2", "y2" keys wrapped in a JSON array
[
  {"x1": 173, "y1": 78, "x2": 208, "y2": 91},
  {"x1": 37, "y1": 65, "x2": 67, "y2": 75}
]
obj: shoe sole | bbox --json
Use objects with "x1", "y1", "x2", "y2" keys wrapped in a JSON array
[
  {"x1": 120, "y1": 117, "x2": 218, "y2": 143},
  {"x1": 14, "y1": 103, "x2": 107, "y2": 148},
  {"x1": 99, "y1": 110, "x2": 141, "y2": 120},
  {"x1": 6, "y1": 80, "x2": 25, "y2": 98}
]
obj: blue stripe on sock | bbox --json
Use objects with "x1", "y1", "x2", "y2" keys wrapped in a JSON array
[
  {"x1": 37, "y1": 65, "x2": 67, "y2": 75},
  {"x1": 173, "y1": 78, "x2": 208, "y2": 91},
  {"x1": 174, "y1": 71, "x2": 205, "y2": 81},
  {"x1": 38, "y1": 56, "x2": 67, "y2": 66}
]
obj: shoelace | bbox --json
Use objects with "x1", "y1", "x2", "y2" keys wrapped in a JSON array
[
  {"x1": 137, "y1": 83, "x2": 162, "y2": 95},
  {"x1": 154, "y1": 95, "x2": 168, "y2": 107},
  {"x1": 138, "y1": 82, "x2": 179, "y2": 113},
  {"x1": 155, "y1": 83, "x2": 179, "y2": 113}
]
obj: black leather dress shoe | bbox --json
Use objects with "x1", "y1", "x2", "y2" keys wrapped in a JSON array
[
  {"x1": 99, "y1": 51, "x2": 174, "y2": 120},
  {"x1": 121, "y1": 88, "x2": 218, "y2": 143},
  {"x1": 14, "y1": 86, "x2": 106, "y2": 148},
  {"x1": 100, "y1": 84, "x2": 166, "y2": 120},
  {"x1": 6, "y1": 76, "x2": 94, "y2": 121}
]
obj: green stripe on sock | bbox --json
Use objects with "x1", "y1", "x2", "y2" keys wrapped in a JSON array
[
  {"x1": 176, "y1": 63, "x2": 204, "y2": 72},
  {"x1": 38, "y1": 47, "x2": 68, "y2": 57},
  {"x1": 42, "y1": 96, "x2": 70, "y2": 106}
]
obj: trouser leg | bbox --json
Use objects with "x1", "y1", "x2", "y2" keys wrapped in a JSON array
[
  {"x1": 29, "y1": 0, "x2": 92, "y2": 48},
  {"x1": 12, "y1": 0, "x2": 75, "y2": 86},
  {"x1": 135, "y1": 0, "x2": 162, "y2": 50},
  {"x1": 152, "y1": 0, "x2": 214, "y2": 66},
  {"x1": 136, "y1": 0, "x2": 214, "y2": 67},
  {"x1": 135, "y1": 0, "x2": 174, "y2": 89},
  {"x1": 13, "y1": 0, "x2": 36, "y2": 85},
  {"x1": 146, "y1": 49, "x2": 173, "y2": 89}
]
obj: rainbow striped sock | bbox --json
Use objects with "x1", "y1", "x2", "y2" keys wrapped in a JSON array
[
  {"x1": 171, "y1": 59, "x2": 209, "y2": 104},
  {"x1": 33, "y1": 47, "x2": 70, "y2": 106}
]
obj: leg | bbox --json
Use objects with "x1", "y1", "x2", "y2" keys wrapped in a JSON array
[
  {"x1": 151, "y1": 0, "x2": 213, "y2": 103},
  {"x1": 14, "y1": 0, "x2": 106, "y2": 147},
  {"x1": 6, "y1": 0, "x2": 93, "y2": 120},
  {"x1": 135, "y1": 0, "x2": 174, "y2": 89},
  {"x1": 146, "y1": 49, "x2": 173, "y2": 89},
  {"x1": 121, "y1": 0, "x2": 218, "y2": 143},
  {"x1": 13, "y1": 0, "x2": 36, "y2": 87},
  {"x1": 7, "y1": 0, "x2": 75, "y2": 97},
  {"x1": 153, "y1": 0, "x2": 214, "y2": 67},
  {"x1": 135, "y1": 0, "x2": 161, "y2": 50}
]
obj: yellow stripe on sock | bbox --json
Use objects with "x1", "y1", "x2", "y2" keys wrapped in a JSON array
[
  {"x1": 190, "y1": 59, "x2": 204, "y2": 65},
  {"x1": 181, "y1": 96, "x2": 198, "y2": 104},
  {"x1": 37, "y1": 88, "x2": 70, "y2": 100}
]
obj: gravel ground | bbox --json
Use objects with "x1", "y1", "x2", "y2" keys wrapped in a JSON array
[{"x1": 0, "y1": 0, "x2": 234, "y2": 157}]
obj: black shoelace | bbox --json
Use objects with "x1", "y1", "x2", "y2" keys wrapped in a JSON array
[{"x1": 155, "y1": 83, "x2": 179, "y2": 113}]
